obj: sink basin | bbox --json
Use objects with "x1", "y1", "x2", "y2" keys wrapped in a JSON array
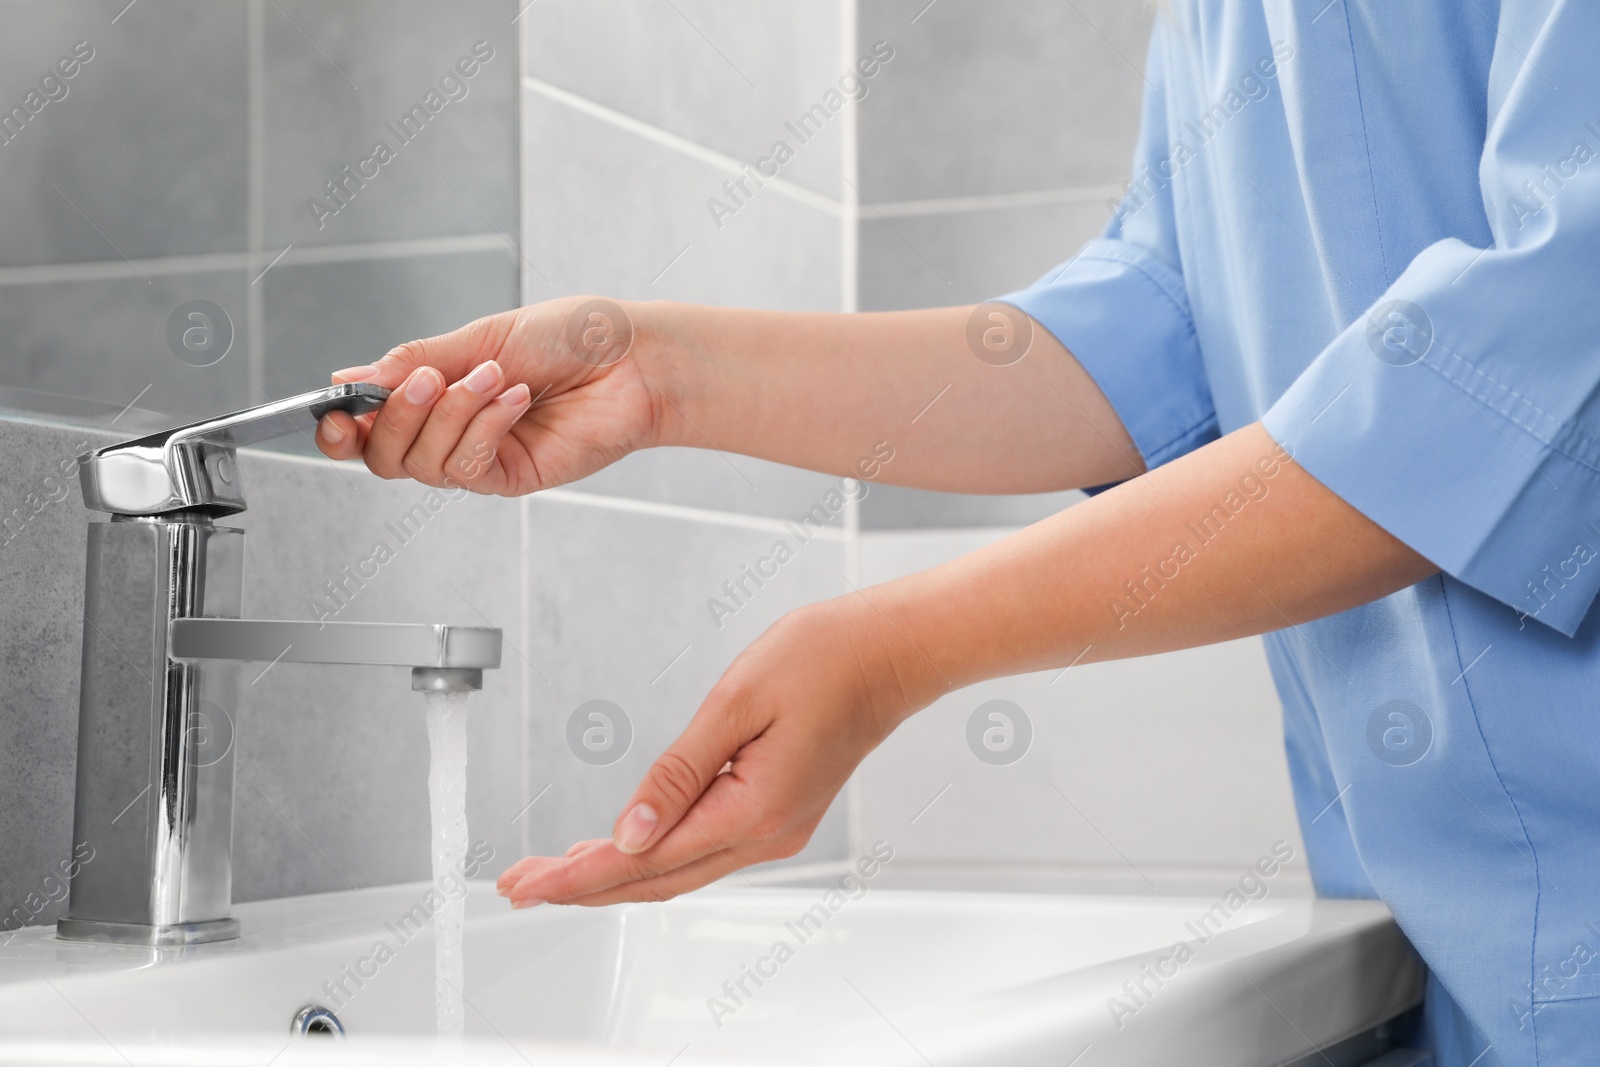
[{"x1": 0, "y1": 881, "x2": 1421, "y2": 1066}]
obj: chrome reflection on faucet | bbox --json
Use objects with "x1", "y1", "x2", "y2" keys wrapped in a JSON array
[{"x1": 58, "y1": 384, "x2": 502, "y2": 948}]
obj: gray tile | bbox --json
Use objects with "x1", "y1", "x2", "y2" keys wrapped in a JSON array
[
  {"x1": 858, "y1": 0, "x2": 1152, "y2": 201},
  {"x1": 521, "y1": 87, "x2": 842, "y2": 310},
  {"x1": 521, "y1": 496, "x2": 849, "y2": 870},
  {"x1": 522, "y1": 0, "x2": 849, "y2": 200},
  {"x1": 263, "y1": 0, "x2": 517, "y2": 248},
  {"x1": 521, "y1": 85, "x2": 847, "y2": 519},
  {"x1": 0, "y1": 419, "x2": 117, "y2": 934},
  {"x1": 859, "y1": 483, "x2": 1083, "y2": 530},
  {"x1": 261, "y1": 248, "x2": 518, "y2": 399},
  {"x1": 0, "y1": 269, "x2": 251, "y2": 422},
  {"x1": 860, "y1": 197, "x2": 1110, "y2": 312},
  {"x1": 228, "y1": 448, "x2": 527, "y2": 899},
  {"x1": 569, "y1": 450, "x2": 846, "y2": 527},
  {"x1": 0, "y1": 0, "x2": 248, "y2": 267}
]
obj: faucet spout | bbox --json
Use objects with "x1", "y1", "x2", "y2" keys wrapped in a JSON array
[
  {"x1": 169, "y1": 618, "x2": 501, "y2": 670},
  {"x1": 170, "y1": 618, "x2": 502, "y2": 694}
]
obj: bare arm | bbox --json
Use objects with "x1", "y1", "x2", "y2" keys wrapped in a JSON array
[
  {"x1": 315, "y1": 298, "x2": 1143, "y2": 495},
  {"x1": 498, "y1": 421, "x2": 1436, "y2": 906},
  {"x1": 655, "y1": 303, "x2": 1144, "y2": 493}
]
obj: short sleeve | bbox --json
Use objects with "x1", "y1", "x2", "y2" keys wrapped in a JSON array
[
  {"x1": 995, "y1": 22, "x2": 1219, "y2": 475},
  {"x1": 1262, "y1": 2, "x2": 1600, "y2": 636}
]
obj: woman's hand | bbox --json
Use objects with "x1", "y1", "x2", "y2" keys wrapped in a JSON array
[
  {"x1": 495, "y1": 596, "x2": 935, "y2": 907},
  {"x1": 315, "y1": 297, "x2": 672, "y2": 494}
]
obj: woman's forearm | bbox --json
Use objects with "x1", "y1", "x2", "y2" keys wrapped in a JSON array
[
  {"x1": 644, "y1": 302, "x2": 1146, "y2": 494},
  {"x1": 857, "y1": 422, "x2": 1438, "y2": 709}
]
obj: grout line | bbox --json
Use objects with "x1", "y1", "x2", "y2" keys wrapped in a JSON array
[
  {"x1": 515, "y1": 16, "x2": 532, "y2": 864},
  {"x1": 0, "y1": 234, "x2": 514, "y2": 289},
  {"x1": 270, "y1": 233, "x2": 514, "y2": 266},
  {"x1": 838, "y1": 0, "x2": 860, "y2": 318},
  {"x1": 533, "y1": 486, "x2": 850, "y2": 539},
  {"x1": 246, "y1": 0, "x2": 266, "y2": 400},
  {"x1": 868, "y1": 184, "x2": 1128, "y2": 218},
  {"x1": 523, "y1": 75, "x2": 845, "y2": 218},
  {"x1": 839, "y1": 0, "x2": 865, "y2": 864},
  {"x1": 519, "y1": 492, "x2": 532, "y2": 859}
]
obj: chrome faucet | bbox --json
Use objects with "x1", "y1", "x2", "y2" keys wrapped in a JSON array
[{"x1": 57, "y1": 385, "x2": 501, "y2": 948}]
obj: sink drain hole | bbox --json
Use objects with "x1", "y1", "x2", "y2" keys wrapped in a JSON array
[{"x1": 291, "y1": 1003, "x2": 346, "y2": 1037}]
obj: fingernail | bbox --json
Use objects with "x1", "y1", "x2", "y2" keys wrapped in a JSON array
[
  {"x1": 404, "y1": 368, "x2": 442, "y2": 404},
  {"x1": 332, "y1": 365, "x2": 377, "y2": 383},
  {"x1": 614, "y1": 803, "x2": 659, "y2": 854},
  {"x1": 462, "y1": 360, "x2": 503, "y2": 395},
  {"x1": 319, "y1": 419, "x2": 346, "y2": 445},
  {"x1": 511, "y1": 898, "x2": 544, "y2": 910},
  {"x1": 497, "y1": 383, "x2": 532, "y2": 407}
]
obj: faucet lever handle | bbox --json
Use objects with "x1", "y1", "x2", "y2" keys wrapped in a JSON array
[{"x1": 79, "y1": 383, "x2": 390, "y2": 516}]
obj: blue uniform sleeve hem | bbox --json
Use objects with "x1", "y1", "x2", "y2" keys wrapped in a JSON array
[
  {"x1": 995, "y1": 239, "x2": 1219, "y2": 475},
  {"x1": 1263, "y1": 315, "x2": 1600, "y2": 638}
]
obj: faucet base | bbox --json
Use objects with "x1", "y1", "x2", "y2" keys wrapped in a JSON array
[{"x1": 56, "y1": 916, "x2": 240, "y2": 947}]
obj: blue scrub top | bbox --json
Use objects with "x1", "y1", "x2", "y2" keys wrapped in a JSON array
[{"x1": 998, "y1": 3, "x2": 1600, "y2": 1064}]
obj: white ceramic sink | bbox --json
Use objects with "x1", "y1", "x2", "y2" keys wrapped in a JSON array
[{"x1": 0, "y1": 882, "x2": 1421, "y2": 1066}]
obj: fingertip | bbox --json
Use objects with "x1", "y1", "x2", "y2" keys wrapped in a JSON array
[
  {"x1": 402, "y1": 365, "x2": 445, "y2": 405},
  {"x1": 613, "y1": 802, "x2": 660, "y2": 855},
  {"x1": 331, "y1": 365, "x2": 377, "y2": 385},
  {"x1": 498, "y1": 382, "x2": 532, "y2": 408},
  {"x1": 316, "y1": 412, "x2": 359, "y2": 458}
]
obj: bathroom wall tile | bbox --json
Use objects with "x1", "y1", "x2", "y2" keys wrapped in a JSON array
[
  {"x1": 521, "y1": 0, "x2": 848, "y2": 200},
  {"x1": 522, "y1": 88, "x2": 842, "y2": 311},
  {"x1": 521, "y1": 86, "x2": 847, "y2": 520},
  {"x1": 568, "y1": 452, "x2": 846, "y2": 527},
  {"x1": 0, "y1": 419, "x2": 115, "y2": 933},
  {"x1": 520, "y1": 495, "x2": 850, "y2": 870},
  {"x1": 859, "y1": 197, "x2": 1109, "y2": 312},
  {"x1": 855, "y1": 529, "x2": 1305, "y2": 875},
  {"x1": 263, "y1": 0, "x2": 516, "y2": 248},
  {"x1": 0, "y1": 0, "x2": 248, "y2": 267},
  {"x1": 857, "y1": 0, "x2": 1152, "y2": 201},
  {"x1": 858, "y1": 483, "x2": 1083, "y2": 530},
  {"x1": 0, "y1": 269, "x2": 251, "y2": 423},
  {"x1": 260, "y1": 249, "x2": 518, "y2": 401},
  {"x1": 228, "y1": 449, "x2": 528, "y2": 899}
]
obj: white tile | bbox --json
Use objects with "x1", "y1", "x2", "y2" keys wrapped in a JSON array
[{"x1": 856, "y1": 528, "x2": 1306, "y2": 877}]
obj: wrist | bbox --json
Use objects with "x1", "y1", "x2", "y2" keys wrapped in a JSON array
[
  {"x1": 625, "y1": 300, "x2": 708, "y2": 450},
  {"x1": 830, "y1": 584, "x2": 952, "y2": 734}
]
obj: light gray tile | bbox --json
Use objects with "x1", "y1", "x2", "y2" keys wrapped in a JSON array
[
  {"x1": 569, "y1": 450, "x2": 845, "y2": 527},
  {"x1": 0, "y1": 270, "x2": 251, "y2": 422},
  {"x1": 263, "y1": 0, "x2": 517, "y2": 248},
  {"x1": 520, "y1": 85, "x2": 848, "y2": 521},
  {"x1": 858, "y1": 482, "x2": 1082, "y2": 530},
  {"x1": 260, "y1": 248, "x2": 517, "y2": 399},
  {"x1": 0, "y1": 0, "x2": 248, "y2": 267},
  {"x1": 858, "y1": 0, "x2": 1152, "y2": 201},
  {"x1": 521, "y1": 87, "x2": 842, "y2": 311},
  {"x1": 0, "y1": 419, "x2": 115, "y2": 933},
  {"x1": 521, "y1": 496, "x2": 849, "y2": 870},
  {"x1": 522, "y1": 0, "x2": 849, "y2": 200},
  {"x1": 859, "y1": 197, "x2": 1109, "y2": 312},
  {"x1": 856, "y1": 530, "x2": 1303, "y2": 871},
  {"x1": 228, "y1": 449, "x2": 527, "y2": 899}
]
